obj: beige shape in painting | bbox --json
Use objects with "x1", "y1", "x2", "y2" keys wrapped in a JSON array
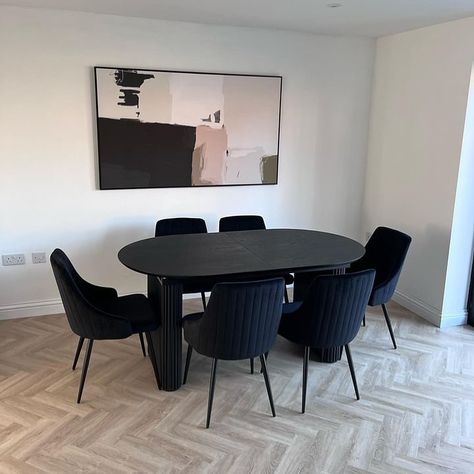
[
  {"x1": 224, "y1": 147, "x2": 265, "y2": 184},
  {"x1": 169, "y1": 74, "x2": 224, "y2": 128},
  {"x1": 192, "y1": 125, "x2": 228, "y2": 185},
  {"x1": 260, "y1": 155, "x2": 278, "y2": 184}
]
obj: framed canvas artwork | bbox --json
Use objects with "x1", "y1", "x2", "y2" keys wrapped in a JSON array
[{"x1": 94, "y1": 67, "x2": 282, "y2": 189}]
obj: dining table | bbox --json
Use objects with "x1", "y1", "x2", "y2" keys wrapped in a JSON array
[{"x1": 118, "y1": 228, "x2": 365, "y2": 391}]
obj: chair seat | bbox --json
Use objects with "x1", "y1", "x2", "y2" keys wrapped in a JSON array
[
  {"x1": 278, "y1": 301, "x2": 303, "y2": 344},
  {"x1": 368, "y1": 282, "x2": 396, "y2": 306},
  {"x1": 104, "y1": 294, "x2": 160, "y2": 333},
  {"x1": 182, "y1": 311, "x2": 204, "y2": 349},
  {"x1": 182, "y1": 311, "x2": 204, "y2": 323},
  {"x1": 282, "y1": 301, "x2": 303, "y2": 314}
]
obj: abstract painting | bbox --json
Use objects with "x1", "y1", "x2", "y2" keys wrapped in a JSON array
[{"x1": 94, "y1": 67, "x2": 282, "y2": 189}]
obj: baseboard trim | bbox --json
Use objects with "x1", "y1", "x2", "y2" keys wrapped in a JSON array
[
  {"x1": 0, "y1": 291, "x2": 205, "y2": 321},
  {"x1": 392, "y1": 290, "x2": 442, "y2": 327},
  {"x1": 438, "y1": 310, "x2": 468, "y2": 328},
  {"x1": 393, "y1": 291, "x2": 469, "y2": 328},
  {"x1": 0, "y1": 298, "x2": 64, "y2": 320}
]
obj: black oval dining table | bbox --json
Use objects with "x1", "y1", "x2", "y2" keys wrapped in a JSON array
[{"x1": 119, "y1": 229, "x2": 365, "y2": 391}]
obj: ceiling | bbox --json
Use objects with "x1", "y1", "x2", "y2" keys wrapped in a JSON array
[{"x1": 2, "y1": 0, "x2": 474, "y2": 37}]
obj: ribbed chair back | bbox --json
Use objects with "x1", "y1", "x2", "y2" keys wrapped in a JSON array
[
  {"x1": 50, "y1": 249, "x2": 131, "y2": 340},
  {"x1": 219, "y1": 215, "x2": 266, "y2": 232},
  {"x1": 155, "y1": 217, "x2": 207, "y2": 237},
  {"x1": 193, "y1": 278, "x2": 285, "y2": 360},
  {"x1": 295, "y1": 270, "x2": 375, "y2": 349}
]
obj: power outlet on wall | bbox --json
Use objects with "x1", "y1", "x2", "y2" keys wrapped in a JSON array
[
  {"x1": 32, "y1": 252, "x2": 46, "y2": 264},
  {"x1": 2, "y1": 254, "x2": 26, "y2": 266}
]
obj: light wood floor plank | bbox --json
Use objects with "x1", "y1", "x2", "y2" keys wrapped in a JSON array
[{"x1": 0, "y1": 300, "x2": 473, "y2": 473}]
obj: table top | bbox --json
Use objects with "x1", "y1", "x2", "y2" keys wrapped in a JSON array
[{"x1": 118, "y1": 229, "x2": 365, "y2": 280}]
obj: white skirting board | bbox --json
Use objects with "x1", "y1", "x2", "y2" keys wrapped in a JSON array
[
  {"x1": 0, "y1": 292, "x2": 203, "y2": 321},
  {"x1": 0, "y1": 298, "x2": 64, "y2": 320},
  {"x1": 392, "y1": 290, "x2": 468, "y2": 328}
]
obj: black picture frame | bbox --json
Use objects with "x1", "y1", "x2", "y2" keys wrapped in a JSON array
[{"x1": 94, "y1": 66, "x2": 283, "y2": 190}]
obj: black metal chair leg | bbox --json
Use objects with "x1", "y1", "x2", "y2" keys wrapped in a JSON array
[
  {"x1": 139, "y1": 332, "x2": 146, "y2": 357},
  {"x1": 302, "y1": 346, "x2": 310, "y2": 413},
  {"x1": 206, "y1": 358, "x2": 218, "y2": 429},
  {"x1": 146, "y1": 332, "x2": 161, "y2": 390},
  {"x1": 250, "y1": 358, "x2": 254, "y2": 374},
  {"x1": 183, "y1": 345, "x2": 193, "y2": 384},
  {"x1": 284, "y1": 288, "x2": 289, "y2": 304},
  {"x1": 381, "y1": 304, "x2": 397, "y2": 349},
  {"x1": 77, "y1": 339, "x2": 93, "y2": 404},
  {"x1": 72, "y1": 337, "x2": 84, "y2": 370},
  {"x1": 201, "y1": 292, "x2": 207, "y2": 309},
  {"x1": 362, "y1": 315, "x2": 366, "y2": 327},
  {"x1": 260, "y1": 354, "x2": 276, "y2": 417},
  {"x1": 345, "y1": 344, "x2": 360, "y2": 400},
  {"x1": 260, "y1": 351, "x2": 269, "y2": 373}
]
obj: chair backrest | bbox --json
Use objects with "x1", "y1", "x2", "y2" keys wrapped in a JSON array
[
  {"x1": 193, "y1": 278, "x2": 285, "y2": 360},
  {"x1": 219, "y1": 215, "x2": 266, "y2": 232},
  {"x1": 50, "y1": 249, "x2": 131, "y2": 340},
  {"x1": 155, "y1": 217, "x2": 207, "y2": 237},
  {"x1": 362, "y1": 227, "x2": 411, "y2": 290},
  {"x1": 295, "y1": 270, "x2": 375, "y2": 348}
]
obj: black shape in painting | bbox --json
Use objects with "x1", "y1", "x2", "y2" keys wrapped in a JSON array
[
  {"x1": 98, "y1": 118, "x2": 195, "y2": 189},
  {"x1": 114, "y1": 69, "x2": 155, "y2": 88},
  {"x1": 201, "y1": 110, "x2": 221, "y2": 124},
  {"x1": 118, "y1": 89, "x2": 140, "y2": 107}
]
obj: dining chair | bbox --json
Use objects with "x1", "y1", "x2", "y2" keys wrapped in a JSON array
[
  {"x1": 278, "y1": 270, "x2": 375, "y2": 413},
  {"x1": 350, "y1": 226, "x2": 412, "y2": 349},
  {"x1": 182, "y1": 277, "x2": 285, "y2": 428},
  {"x1": 218, "y1": 215, "x2": 294, "y2": 305},
  {"x1": 219, "y1": 214, "x2": 294, "y2": 374},
  {"x1": 219, "y1": 215, "x2": 266, "y2": 232},
  {"x1": 155, "y1": 217, "x2": 211, "y2": 309},
  {"x1": 50, "y1": 249, "x2": 161, "y2": 403}
]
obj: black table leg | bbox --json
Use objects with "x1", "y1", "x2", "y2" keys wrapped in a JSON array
[
  {"x1": 148, "y1": 275, "x2": 183, "y2": 391},
  {"x1": 310, "y1": 346, "x2": 344, "y2": 362}
]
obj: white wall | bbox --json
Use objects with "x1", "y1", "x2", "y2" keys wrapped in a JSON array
[
  {"x1": 0, "y1": 6, "x2": 375, "y2": 318},
  {"x1": 443, "y1": 65, "x2": 474, "y2": 325},
  {"x1": 363, "y1": 16, "x2": 474, "y2": 327}
]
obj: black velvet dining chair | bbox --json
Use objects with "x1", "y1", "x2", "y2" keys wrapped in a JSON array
[
  {"x1": 278, "y1": 270, "x2": 375, "y2": 413},
  {"x1": 219, "y1": 214, "x2": 295, "y2": 374},
  {"x1": 50, "y1": 249, "x2": 161, "y2": 403},
  {"x1": 182, "y1": 278, "x2": 285, "y2": 428},
  {"x1": 218, "y1": 215, "x2": 294, "y2": 305},
  {"x1": 219, "y1": 215, "x2": 266, "y2": 232},
  {"x1": 350, "y1": 226, "x2": 412, "y2": 349},
  {"x1": 155, "y1": 217, "x2": 211, "y2": 309}
]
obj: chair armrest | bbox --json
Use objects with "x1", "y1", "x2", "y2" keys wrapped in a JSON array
[
  {"x1": 372, "y1": 272, "x2": 399, "y2": 292},
  {"x1": 77, "y1": 277, "x2": 118, "y2": 303}
]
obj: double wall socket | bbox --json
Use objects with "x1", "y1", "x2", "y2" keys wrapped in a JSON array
[
  {"x1": 32, "y1": 252, "x2": 47, "y2": 264},
  {"x1": 2, "y1": 254, "x2": 26, "y2": 266},
  {"x1": 2, "y1": 252, "x2": 47, "y2": 265}
]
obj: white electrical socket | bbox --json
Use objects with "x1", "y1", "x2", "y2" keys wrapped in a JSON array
[
  {"x1": 32, "y1": 252, "x2": 47, "y2": 264},
  {"x1": 2, "y1": 254, "x2": 26, "y2": 266}
]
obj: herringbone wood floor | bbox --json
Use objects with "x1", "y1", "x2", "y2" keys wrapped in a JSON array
[{"x1": 1, "y1": 299, "x2": 474, "y2": 473}]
